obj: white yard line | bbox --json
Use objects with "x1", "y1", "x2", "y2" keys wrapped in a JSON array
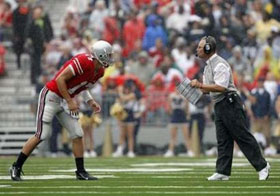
[
  {"x1": 2, "y1": 185, "x2": 280, "y2": 189},
  {"x1": 0, "y1": 175, "x2": 116, "y2": 180},
  {"x1": 49, "y1": 168, "x2": 193, "y2": 172},
  {"x1": 150, "y1": 176, "x2": 279, "y2": 179},
  {"x1": 131, "y1": 163, "x2": 250, "y2": 167},
  {"x1": 1, "y1": 191, "x2": 280, "y2": 195},
  {"x1": 0, "y1": 185, "x2": 11, "y2": 187}
]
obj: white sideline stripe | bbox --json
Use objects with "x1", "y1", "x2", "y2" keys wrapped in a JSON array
[
  {"x1": 150, "y1": 176, "x2": 279, "y2": 179},
  {"x1": 1, "y1": 191, "x2": 280, "y2": 195},
  {"x1": 0, "y1": 185, "x2": 11, "y2": 188},
  {"x1": 131, "y1": 163, "x2": 250, "y2": 167},
  {"x1": 204, "y1": 158, "x2": 280, "y2": 163},
  {"x1": 0, "y1": 175, "x2": 116, "y2": 180},
  {"x1": 50, "y1": 168, "x2": 193, "y2": 172},
  {"x1": 2, "y1": 185, "x2": 280, "y2": 189}
]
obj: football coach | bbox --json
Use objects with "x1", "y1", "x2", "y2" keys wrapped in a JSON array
[{"x1": 190, "y1": 36, "x2": 270, "y2": 181}]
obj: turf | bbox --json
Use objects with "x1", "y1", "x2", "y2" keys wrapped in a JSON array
[{"x1": 0, "y1": 156, "x2": 279, "y2": 196}]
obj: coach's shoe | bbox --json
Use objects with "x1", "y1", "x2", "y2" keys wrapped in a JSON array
[
  {"x1": 10, "y1": 162, "x2": 23, "y2": 181},
  {"x1": 207, "y1": 173, "x2": 229, "y2": 181},
  {"x1": 259, "y1": 162, "x2": 270, "y2": 180},
  {"x1": 76, "y1": 170, "x2": 98, "y2": 180}
]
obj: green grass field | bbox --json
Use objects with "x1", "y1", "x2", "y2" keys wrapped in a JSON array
[{"x1": 1, "y1": 156, "x2": 280, "y2": 196}]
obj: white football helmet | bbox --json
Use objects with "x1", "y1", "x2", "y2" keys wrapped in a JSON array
[{"x1": 91, "y1": 40, "x2": 113, "y2": 68}]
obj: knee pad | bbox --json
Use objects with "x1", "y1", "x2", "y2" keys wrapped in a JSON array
[
  {"x1": 37, "y1": 121, "x2": 52, "y2": 141},
  {"x1": 42, "y1": 105, "x2": 57, "y2": 123},
  {"x1": 70, "y1": 127, "x2": 84, "y2": 139}
]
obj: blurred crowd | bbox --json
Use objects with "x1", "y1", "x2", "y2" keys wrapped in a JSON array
[{"x1": 1, "y1": 0, "x2": 280, "y2": 157}]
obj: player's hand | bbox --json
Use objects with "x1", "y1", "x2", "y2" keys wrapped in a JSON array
[
  {"x1": 190, "y1": 79, "x2": 202, "y2": 88},
  {"x1": 90, "y1": 101, "x2": 101, "y2": 114},
  {"x1": 67, "y1": 99, "x2": 79, "y2": 118}
]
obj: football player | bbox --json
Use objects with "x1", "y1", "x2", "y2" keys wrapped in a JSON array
[{"x1": 10, "y1": 40, "x2": 113, "y2": 181}]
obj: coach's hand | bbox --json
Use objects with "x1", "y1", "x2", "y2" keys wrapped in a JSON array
[{"x1": 190, "y1": 79, "x2": 202, "y2": 88}]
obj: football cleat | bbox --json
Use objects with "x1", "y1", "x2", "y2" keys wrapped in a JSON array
[
  {"x1": 75, "y1": 170, "x2": 98, "y2": 180},
  {"x1": 10, "y1": 162, "x2": 23, "y2": 181}
]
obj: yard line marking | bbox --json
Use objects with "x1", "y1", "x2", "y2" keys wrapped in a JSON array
[
  {"x1": 150, "y1": 176, "x2": 279, "y2": 179},
  {"x1": 205, "y1": 158, "x2": 280, "y2": 163},
  {"x1": 0, "y1": 175, "x2": 116, "y2": 180},
  {"x1": 50, "y1": 168, "x2": 193, "y2": 172},
  {"x1": 2, "y1": 185, "x2": 280, "y2": 189},
  {"x1": 1, "y1": 191, "x2": 280, "y2": 195},
  {"x1": 131, "y1": 163, "x2": 250, "y2": 167},
  {"x1": 0, "y1": 185, "x2": 11, "y2": 188}
]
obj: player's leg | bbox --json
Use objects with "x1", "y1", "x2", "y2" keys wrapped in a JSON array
[
  {"x1": 10, "y1": 88, "x2": 57, "y2": 181},
  {"x1": 57, "y1": 112, "x2": 97, "y2": 180}
]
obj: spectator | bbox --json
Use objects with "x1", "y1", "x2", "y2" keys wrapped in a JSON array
[
  {"x1": 164, "y1": 87, "x2": 193, "y2": 157},
  {"x1": 184, "y1": 15, "x2": 205, "y2": 43},
  {"x1": 148, "y1": 38, "x2": 166, "y2": 68},
  {"x1": 0, "y1": 1, "x2": 12, "y2": 41},
  {"x1": 27, "y1": 5, "x2": 53, "y2": 84},
  {"x1": 89, "y1": 0, "x2": 108, "y2": 39},
  {"x1": 251, "y1": 77, "x2": 271, "y2": 148},
  {"x1": 12, "y1": 0, "x2": 29, "y2": 69},
  {"x1": 171, "y1": 37, "x2": 195, "y2": 75},
  {"x1": 126, "y1": 51, "x2": 155, "y2": 86},
  {"x1": 145, "y1": 74, "x2": 169, "y2": 126},
  {"x1": 189, "y1": 88, "x2": 211, "y2": 153},
  {"x1": 274, "y1": 95, "x2": 280, "y2": 137},
  {"x1": 228, "y1": 45, "x2": 251, "y2": 76},
  {"x1": 71, "y1": 37, "x2": 87, "y2": 56},
  {"x1": 200, "y1": 3, "x2": 215, "y2": 36},
  {"x1": 166, "y1": 4, "x2": 189, "y2": 35},
  {"x1": 61, "y1": 7, "x2": 79, "y2": 38},
  {"x1": 271, "y1": 26, "x2": 280, "y2": 60},
  {"x1": 122, "y1": 9, "x2": 145, "y2": 57},
  {"x1": 113, "y1": 80, "x2": 138, "y2": 158},
  {"x1": 102, "y1": 13, "x2": 120, "y2": 44},
  {"x1": 152, "y1": 55, "x2": 183, "y2": 86},
  {"x1": 57, "y1": 43, "x2": 73, "y2": 69},
  {"x1": 254, "y1": 10, "x2": 280, "y2": 44},
  {"x1": 242, "y1": 29, "x2": 258, "y2": 67},
  {"x1": 78, "y1": 94, "x2": 99, "y2": 158},
  {"x1": 142, "y1": 14, "x2": 168, "y2": 51}
]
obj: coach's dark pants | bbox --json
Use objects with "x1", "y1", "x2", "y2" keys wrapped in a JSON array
[{"x1": 214, "y1": 93, "x2": 267, "y2": 176}]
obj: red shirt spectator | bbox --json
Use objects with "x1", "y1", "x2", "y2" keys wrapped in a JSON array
[
  {"x1": 148, "y1": 38, "x2": 166, "y2": 67},
  {"x1": 133, "y1": 0, "x2": 151, "y2": 9},
  {"x1": 122, "y1": 11, "x2": 145, "y2": 57},
  {"x1": 145, "y1": 75, "x2": 169, "y2": 112},
  {"x1": 102, "y1": 16, "x2": 120, "y2": 44},
  {"x1": 0, "y1": 2, "x2": 12, "y2": 27}
]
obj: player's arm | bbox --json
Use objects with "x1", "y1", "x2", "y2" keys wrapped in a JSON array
[
  {"x1": 81, "y1": 90, "x2": 101, "y2": 113},
  {"x1": 56, "y1": 67, "x2": 79, "y2": 112}
]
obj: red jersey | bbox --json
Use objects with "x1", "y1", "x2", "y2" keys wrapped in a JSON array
[{"x1": 46, "y1": 53, "x2": 104, "y2": 98}]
